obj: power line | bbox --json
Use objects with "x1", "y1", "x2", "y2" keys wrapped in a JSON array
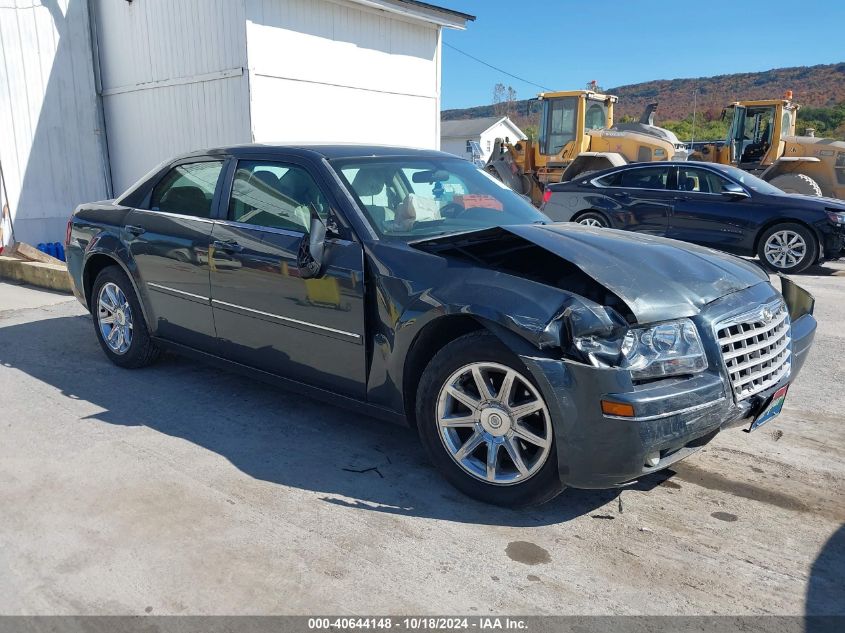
[{"x1": 443, "y1": 42, "x2": 553, "y2": 92}]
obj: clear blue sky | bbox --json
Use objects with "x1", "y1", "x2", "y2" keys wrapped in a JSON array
[{"x1": 440, "y1": 0, "x2": 845, "y2": 110}]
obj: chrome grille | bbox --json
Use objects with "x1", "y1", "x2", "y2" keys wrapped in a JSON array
[{"x1": 716, "y1": 300, "x2": 791, "y2": 401}]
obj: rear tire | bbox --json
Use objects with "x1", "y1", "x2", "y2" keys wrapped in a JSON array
[
  {"x1": 91, "y1": 266, "x2": 161, "y2": 368},
  {"x1": 416, "y1": 331, "x2": 563, "y2": 507},
  {"x1": 757, "y1": 222, "x2": 818, "y2": 274},
  {"x1": 573, "y1": 211, "x2": 609, "y2": 228},
  {"x1": 768, "y1": 173, "x2": 823, "y2": 197}
]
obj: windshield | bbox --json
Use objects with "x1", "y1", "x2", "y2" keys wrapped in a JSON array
[
  {"x1": 540, "y1": 96, "x2": 578, "y2": 155},
  {"x1": 717, "y1": 165, "x2": 785, "y2": 195},
  {"x1": 332, "y1": 157, "x2": 548, "y2": 241}
]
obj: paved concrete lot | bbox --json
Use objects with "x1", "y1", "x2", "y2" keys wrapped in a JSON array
[{"x1": 0, "y1": 266, "x2": 843, "y2": 616}]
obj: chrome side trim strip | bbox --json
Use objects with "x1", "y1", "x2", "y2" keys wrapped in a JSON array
[
  {"x1": 147, "y1": 282, "x2": 211, "y2": 303},
  {"x1": 130, "y1": 209, "x2": 217, "y2": 224},
  {"x1": 210, "y1": 299, "x2": 361, "y2": 339},
  {"x1": 603, "y1": 397, "x2": 727, "y2": 422},
  {"x1": 213, "y1": 219, "x2": 305, "y2": 238}
]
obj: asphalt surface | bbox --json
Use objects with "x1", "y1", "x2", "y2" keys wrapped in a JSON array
[{"x1": 0, "y1": 262, "x2": 843, "y2": 616}]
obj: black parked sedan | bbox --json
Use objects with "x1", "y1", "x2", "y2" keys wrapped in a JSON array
[
  {"x1": 541, "y1": 161, "x2": 845, "y2": 273},
  {"x1": 67, "y1": 145, "x2": 816, "y2": 506}
]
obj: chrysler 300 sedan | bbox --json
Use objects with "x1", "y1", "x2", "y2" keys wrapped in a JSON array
[
  {"x1": 541, "y1": 161, "x2": 845, "y2": 274},
  {"x1": 66, "y1": 145, "x2": 817, "y2": 506}
]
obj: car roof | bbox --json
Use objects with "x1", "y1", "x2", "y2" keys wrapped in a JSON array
[
  {"x1": 549, "y1": 160, "x2": 742, "y2": 190},
  {"x1": 602, "y1": 161, "x2": 735, "y2": 171},
  {"x1": 174, "y1": 143, "x2": 458, "y2": 162}
]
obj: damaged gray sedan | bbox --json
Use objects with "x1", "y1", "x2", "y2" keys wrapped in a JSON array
[{"x1": 66, "y1": 145, "x2": 817, "y2": 507}]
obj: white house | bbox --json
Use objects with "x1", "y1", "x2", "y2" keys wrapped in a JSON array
[
  {"x1": 440, "y1": 115, "x2": 527, "y2": 163},
  {"x1": 0, "y1": 0, "x2": 473, "y2": 247}
]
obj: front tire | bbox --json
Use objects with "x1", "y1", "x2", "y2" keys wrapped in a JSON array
[
  {"x1": 91, "y1": 266, "x2": 161, "y2": 368},
  {"x1": 757, "y1": 222, "x2": 818, "y2": 274},
  {"x1": 416, "y1": 331, "x2": 563, "y2": 507}
]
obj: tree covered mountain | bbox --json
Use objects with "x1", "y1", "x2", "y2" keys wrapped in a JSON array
[{"x1": 442, "y1": 62, "x2": 845, "y2": 140}]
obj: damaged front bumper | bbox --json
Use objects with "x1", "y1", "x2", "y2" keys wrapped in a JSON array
[{"x1": 518, "y1": 279, "x2": 817, "y2": 490}]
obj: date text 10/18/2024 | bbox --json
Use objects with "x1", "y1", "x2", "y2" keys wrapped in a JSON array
[{"x1": 307, "y1": 617, "x2": 529, "y2": 630}]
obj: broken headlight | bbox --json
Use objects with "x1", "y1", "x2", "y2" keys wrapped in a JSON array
[{"x1": 574, "y1": 318, "x2": 707, "y2": 379}]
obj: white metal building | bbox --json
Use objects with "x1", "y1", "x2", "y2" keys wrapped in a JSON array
[
  {"x1": 440, "y1": 116, "x2": 526, "y2": 163},
  {"x1": 0, "y1": 0, "x2": 472, "y2": 247}
]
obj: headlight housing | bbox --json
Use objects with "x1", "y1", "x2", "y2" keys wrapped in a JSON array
[
  {"x1": 574, "y1": 318, "x2": 708, "y2": 380},
  {"x1": 825, "y1": 210, "x2": 845, "y2": 225}
]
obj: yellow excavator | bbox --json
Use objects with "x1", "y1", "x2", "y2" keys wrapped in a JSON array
[
  {"x1": 484, "y1": 89, "x2": 689, "y2": 206},
  {"x1": 689, "y1": 92, "x2": 845, "y2": 199}
]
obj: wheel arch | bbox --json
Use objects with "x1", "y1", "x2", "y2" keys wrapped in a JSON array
[
  {"x1": 401, "y1": 314, "x2": 550, "y2": 428},
  {"x1": 572, "y1": 208, "x2": 612, "y2": 226},
  {"x1": 753, "y1": 217, "x2": 824, "y2": 262},
  {"x1": 82, "y1": 251, "x2": 152, "y2": 329}
]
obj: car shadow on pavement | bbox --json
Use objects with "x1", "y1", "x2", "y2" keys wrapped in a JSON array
[
  {"x1": 806, "y1": 523, "x2": 845, "y2": 621},
  {"x1": 798, "y1": 263, "x2": 843, "y2": 277},
  {"x1": 0, "y1": 315, "x2": 669, "y2": 527}
]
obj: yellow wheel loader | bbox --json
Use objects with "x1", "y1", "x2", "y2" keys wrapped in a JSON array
[
  {"x1": 484, "y1": 89, "x2": 689, "y2": 206},
  {"x1": 690, "y1": 93, "x2": 845, "y2": 199}
]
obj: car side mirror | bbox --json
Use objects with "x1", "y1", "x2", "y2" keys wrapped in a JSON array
[
  {"x1": 298, "y1": 208, "x2": 327, "y2": 279},
  {"x1": 721, "y1": 182, "x2": 749, "y2": 199}
]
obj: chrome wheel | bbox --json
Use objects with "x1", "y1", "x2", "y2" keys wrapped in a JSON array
[
  {"x1": 97, "y1": 282, "x2": 133, "y2": 355},
  {"x1": 764, "y1": 230, "x2": 807, "y2": 269},
  {"x1": 578, "y1": 217, "x2": 604, "y2": 227},
  {"x1": 436, "y1": 362, "x2": 553, "y2": 486}
]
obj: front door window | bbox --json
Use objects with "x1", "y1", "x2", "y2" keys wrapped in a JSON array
[{"x1": 228, "y1": 161, "x2": 329, "y2": 231}]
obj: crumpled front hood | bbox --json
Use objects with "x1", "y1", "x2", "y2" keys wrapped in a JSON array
[{"x1": 413, "y1": 223, "x2": 768, "y2": 324}]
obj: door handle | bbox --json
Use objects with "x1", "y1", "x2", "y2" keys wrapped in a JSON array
[
  {"x1": 125, "y1": 224, "x2": 146, "y2": 236},
  {"x1": 212, "y1": 239, "x2": 243, "y2": 252}
]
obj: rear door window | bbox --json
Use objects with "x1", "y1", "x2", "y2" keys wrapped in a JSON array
[
  {"x1": 618, "y1": 166, "x2": 669, "y2": 190},
  {"x1": 149, "y1": 161, "x2": 224, "y2": 218}
]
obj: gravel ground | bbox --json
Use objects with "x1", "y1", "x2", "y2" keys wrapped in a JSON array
[{"x1": 0, "y1": 262, "x2": 843, "y2": 616}]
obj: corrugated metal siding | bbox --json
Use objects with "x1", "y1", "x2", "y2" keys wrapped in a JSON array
[
  {"x1": 92, "y1": 0, "x2": 251, "y2": 193},
  {"x1": 245, "y1": 0, "x2": 440, "y2": 148},
  {"x1": 93, "y1": 0, "x2": 247, "y2": 91},
  {"x1": 0, "y1": 0, "x2": 109, "y2": 245},
  {"x1": 103, "y1": 73, "x2": 251, "y2": 192}
]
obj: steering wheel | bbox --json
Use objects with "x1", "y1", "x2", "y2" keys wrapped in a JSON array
[{"x1": 439, "y1": 202, "x2": 466, "y2": 218}]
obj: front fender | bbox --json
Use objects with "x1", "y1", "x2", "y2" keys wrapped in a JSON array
[{"x1": 362, "y1": 242, "x2": 606, "y2": 417}]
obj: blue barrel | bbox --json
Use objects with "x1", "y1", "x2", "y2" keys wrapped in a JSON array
[{"x1": 55, "y1": 242, "x2": 65, "y2": 262}]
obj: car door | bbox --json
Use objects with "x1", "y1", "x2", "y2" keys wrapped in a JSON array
[
  {"x1": 124, "y1": 158, "x2": 225, "y2": 352},
  {"x1": 208, "y1": 157, "x2": 367, "y2": 398},
  {"x1": 600, "y1": 165, "x2": 674, "y2": 235},
  {"x1": 667, "y1": 166, "x2": 756, "y2": 253}
]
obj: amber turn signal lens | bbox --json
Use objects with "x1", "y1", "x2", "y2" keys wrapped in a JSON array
[{"x1": 601, "y1": 400, "x2": 635, "y2": 417}]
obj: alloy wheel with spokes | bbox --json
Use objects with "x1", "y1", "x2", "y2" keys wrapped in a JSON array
[
  {"x1": 763, "y1": 229, "x2": 807, "y2": 270},
  {"x1": 97, "y1": 281, "x2": 134, "y2": 355},
  {"x1": 574, "y1": 212, "x2": 608, "y2": 228},
  {"x1": 578, "y1": 217, "x2": 603, "y2": 227},
  {"x1": 436, "y1": 361, "x2": 553, "y2": 486}
]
